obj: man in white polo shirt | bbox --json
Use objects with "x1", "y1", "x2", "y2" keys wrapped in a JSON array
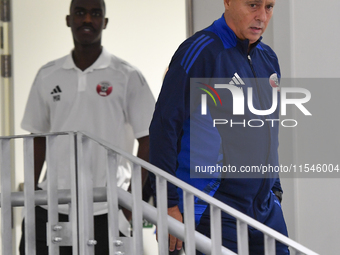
[{"x1": 19, "y1": 0, "x2": 155, "y2": 254}]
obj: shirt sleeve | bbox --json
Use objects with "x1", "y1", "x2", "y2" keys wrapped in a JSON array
[
  {"x1": 149, "y1": 34, "x2": 217, "y2": 208},
  {"x1": 125, "y1": 68, "x2": 155, "y2": 139},
  {"x1": 21, "y1": 70, "x2": 51, "y2": 133},
  {"x1": 149, "y1": 46, "x2": 193, "y2": 208}
]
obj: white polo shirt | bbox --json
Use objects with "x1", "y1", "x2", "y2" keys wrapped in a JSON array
[{"x1": 21, "y1": 48, "x2": 155, "y2": 215}]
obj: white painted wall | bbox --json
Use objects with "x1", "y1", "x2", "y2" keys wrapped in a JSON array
[
  {"x1": 273, "y1": 1, "x2": 340, "y2": 255},
  {"x1": 192, "y1": 0, "x2": 224, "y2": 33},
  {"x1": 11, "y1": 1, "x2": 185, "y2": 254}
]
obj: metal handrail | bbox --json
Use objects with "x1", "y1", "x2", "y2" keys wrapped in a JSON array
[
  {"x1": 81, "y1": 131, "x2": 319, "y2": 255},
  {"x1": 0, "y1": 132, "x2": 319, "y2": 255}
]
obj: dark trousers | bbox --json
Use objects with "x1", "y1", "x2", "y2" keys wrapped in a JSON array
[
  {"x1": 172, "y1": 192, "x2": 290, "y2": 255},
  {"x1": 19, "y1": 206, "x2": 110, "y2": 255},
  {"x1": 195, "y1": 194, "x2": 290, "y2": 255}
]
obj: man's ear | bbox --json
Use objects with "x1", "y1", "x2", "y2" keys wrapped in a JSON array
[
  {"x1": 103, "y1": 18, "x2": 109, "y2": 29},
  {"x1": 224, "y1": 0, "x2": 231, "y2": 9},
  {"x1": 66, "y1": 15, "x2": 70, "y2": 27}
]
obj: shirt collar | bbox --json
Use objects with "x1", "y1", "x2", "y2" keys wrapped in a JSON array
[{"x1": 62, "y1": 47, "x2": 111, "y2": 72}]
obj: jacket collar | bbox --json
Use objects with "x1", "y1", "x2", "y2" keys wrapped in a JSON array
[{"x1": 211, "y1": 14, "x2": 262, "y2": 55}]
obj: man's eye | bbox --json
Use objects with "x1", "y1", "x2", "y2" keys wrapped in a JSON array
[
  {"x1": 92, "y1": 12, "x2": 102, "y2": 17},
  {"x1": 266, "y1": 5, "x2": 274, "y2": 11},
  {"x1": 75, "y1": 11, "x2": 85, "y2": 16},
  {"x1": 250, "y1": 4, "x2": 257, "y2": 8}
]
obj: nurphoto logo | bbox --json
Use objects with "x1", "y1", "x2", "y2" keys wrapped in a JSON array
[{"x1": 197, "y1": 76, "x2": 312, "y2": 128}]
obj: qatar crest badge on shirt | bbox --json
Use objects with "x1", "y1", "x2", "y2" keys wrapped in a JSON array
[
  {"x1": 269, "y1": 73, "x2": 280, "y2": 91},
  {"x1": 96, "y1": 81, "x2": 113, "y2": 97}
]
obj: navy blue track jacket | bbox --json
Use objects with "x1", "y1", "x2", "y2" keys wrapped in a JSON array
[{"x1": 150, "y1": 15, "x2": 283, "y2": 225}]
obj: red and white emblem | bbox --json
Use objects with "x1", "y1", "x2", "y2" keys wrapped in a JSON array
[
  {"x1": 96, "y1": 81, "x2": 112, "y2": 97},
  {"x1": 269, "y1": 73, "x2": 280, "y2": 91}
]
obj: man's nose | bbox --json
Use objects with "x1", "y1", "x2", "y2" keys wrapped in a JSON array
[
  {"x1": 83, "y1": 13, "x2": 92, "y2": 23},
  {"x1": 255, "y1": 7, "x2": 267, "y2": 22}
]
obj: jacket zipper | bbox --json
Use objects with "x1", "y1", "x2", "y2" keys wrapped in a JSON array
[{"x1": 247, "y1": 54, "x2": 271, "y2": 220}]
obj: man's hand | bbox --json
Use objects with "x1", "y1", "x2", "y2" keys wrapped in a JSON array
[
  {"x1": 273, "y1": 190, "x2": 283, "y2": 203},
  {"x1": 167, "y1": 205, "x2": 183, "y2": 252},
  {"x1": 136, "y1": 136, "x2": 150, "y2": 187}
]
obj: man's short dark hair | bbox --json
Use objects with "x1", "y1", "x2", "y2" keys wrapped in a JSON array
[{"x1": 70, "y1": 0, "x2": 106, "y2": 14}]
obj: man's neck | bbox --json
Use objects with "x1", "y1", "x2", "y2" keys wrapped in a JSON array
[{"x1": 72, "y1": 43, "x2": 103, "y2": 71}]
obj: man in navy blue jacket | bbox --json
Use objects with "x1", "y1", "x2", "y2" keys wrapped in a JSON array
[{"x1": 150, "y1": 0, "x2": 289, "y2": 254}]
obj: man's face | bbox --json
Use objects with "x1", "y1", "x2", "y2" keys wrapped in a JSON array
[
  {"x1": 66, "y1": 0, "x2": 108, "y2": 46},
  {"x1": 224, "y1": 0, "x2": 275, "y2": 44}
]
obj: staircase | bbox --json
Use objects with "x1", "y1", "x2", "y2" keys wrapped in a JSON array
[{"x1": 0, "y1": 132, "x2": 319, "y2": 255}]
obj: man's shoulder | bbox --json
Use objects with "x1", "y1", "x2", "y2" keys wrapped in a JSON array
[
  {"x1": 171, "y1": 30, "x2": 225, "y2": 73},
  {"x1": 180, "y1": 30, "x2": 224, "y2": 54},
  {"x1": 106, "y1": 52, "x2": 142, "y2": 76},
  {"x1": 257, "y1": 42, "x2": 278, "y2": 60},
  {"x1": 37, "y1": 55, "x2": 69, "y2": 78}
]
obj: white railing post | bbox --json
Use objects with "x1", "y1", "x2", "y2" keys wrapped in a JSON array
[
  {"x1": 0, "y1": 138, "x2": 12, "y2": 255},
  {"x1": 77, "y1": 133, "x2": 95, "y2": 255},
  {"x1": 131, "y1": 163, "x2": 143, "y2": 254},
  {"x1": 69, "y1": 133, "x2": 78, "y2": 255},
  {"x1": 264, "y1": 234, "x2": 276, "y2": 255},
  {"x1": 210, "y1": 205, "x2": 222, "y2": 255},
  {"x1": 156, "y1": 175, "x2": 168, "y2": 255},
  {"x1": 183, "y1": 191, "x2": 195, "y2": 255},
  {"x1": 23, "y1": 137, "x2": 36, "y2": 255},
  {"x1": 106, "y1": 151, "x2": 120, "y2": 255},
  {"x1": 46, "y1": 135, "x2": 60, "y2": 255},
  {"x1": 237, "y1": 220, "x2": 249, "y2": 255}
]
